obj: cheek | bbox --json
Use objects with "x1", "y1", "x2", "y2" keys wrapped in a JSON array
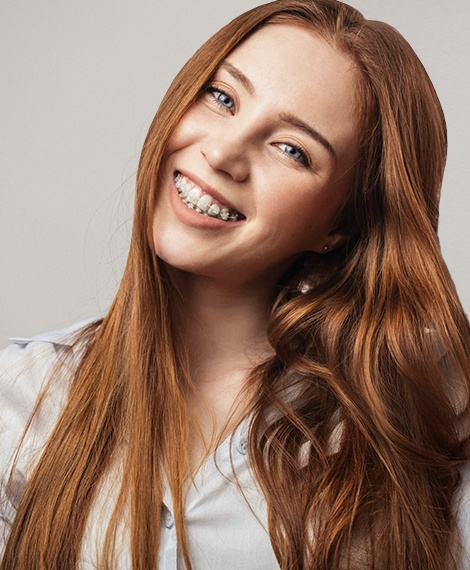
[
  {"x1": 165, "y1": 109, "x2": 202, "y2": 155},
  {"x1": 268, "y1": 183, "x2": 347, "y2": 249},
  {"x1": 265, "y1": 180, "x2": 339, "y2": 229}
]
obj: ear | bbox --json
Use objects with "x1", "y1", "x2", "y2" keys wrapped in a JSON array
[{"x1": 311, "y1": 226, "x2": 349, "y2": 254}]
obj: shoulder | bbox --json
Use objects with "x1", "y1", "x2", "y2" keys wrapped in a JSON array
[
  {"x1": 455, "y1": 461, "x2": 470, "y2": 567},
  {"x1": 0, "y1": 317, "x2": 98, "y2": 423},
  {"x1": 0, "y1": 317, "x2": 100, "y2": 548},
  {"x1": 0, "y1": 317, "x2": 100, "y2": 463}
]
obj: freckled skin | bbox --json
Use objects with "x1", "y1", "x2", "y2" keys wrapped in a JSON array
[{"x1": 152, "y1": 24, "x2": 359, "y2": 287}]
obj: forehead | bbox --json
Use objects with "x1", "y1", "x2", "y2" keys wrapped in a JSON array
[{"x1": 224, "y1": 24, "x2": 360, "y2": 172}]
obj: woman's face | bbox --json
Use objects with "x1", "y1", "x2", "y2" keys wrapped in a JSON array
[{"x1": 152, "y1": 24, "x2": 360, "y2": 287}]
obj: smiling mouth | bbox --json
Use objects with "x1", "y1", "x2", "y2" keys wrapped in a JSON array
[{"x1": 174, "y1": 172, "x2": 245, "y2": 222}]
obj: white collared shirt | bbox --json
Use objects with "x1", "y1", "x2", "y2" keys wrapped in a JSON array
[
  {"x1": 2, "y1": 321, "x2": 470, "y2": 568},
  {"x1": 0, "y1": 320, "x2": 279, "y2": 569}
]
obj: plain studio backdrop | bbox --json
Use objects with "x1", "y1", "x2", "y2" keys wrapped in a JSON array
[{"x1": 1, "y1": 0, "x2": 469, "y2": 347}]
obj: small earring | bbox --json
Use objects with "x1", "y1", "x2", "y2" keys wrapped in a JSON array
[{"x1": 322, "y1": 245, "x2": 329, "y2": 252}]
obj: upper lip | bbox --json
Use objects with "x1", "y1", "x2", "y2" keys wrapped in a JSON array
[{"x1": 175, "y1": 169, "x2": 244, "y2": 215}]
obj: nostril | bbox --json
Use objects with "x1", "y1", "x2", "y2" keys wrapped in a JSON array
[{"x1": 200, "y1": 138, "x2": 250, "y2": 183}]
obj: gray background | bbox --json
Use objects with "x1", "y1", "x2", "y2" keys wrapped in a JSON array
[{"x1": 1, "y1": 1, "x2": 469, "y2": 347}]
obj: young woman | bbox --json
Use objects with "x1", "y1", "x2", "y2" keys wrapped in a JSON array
[{"x1": 1, "y1": 0, "x2": 470, "y2": 568}]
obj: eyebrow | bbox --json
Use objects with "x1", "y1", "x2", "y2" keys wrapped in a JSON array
[
  {"x1": 219, "y1": 60, "x2": 336, "y2": 161},
  {"x1": 279, "y1": 112, "x2": 336, "y2": 161},
  {"x1": 220, "y1": 61, "x2": 255, "y2": 95}
]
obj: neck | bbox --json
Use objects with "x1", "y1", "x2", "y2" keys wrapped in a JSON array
[
  {"x1": 167, "y1": 269, "x2": 275, "y2": 450},
  {"x1": 164, "y1": 267, "x2": 280, "y2": 463},
  {"x1": 172, "y1": 270, "x2": 276, "y2": 374}
]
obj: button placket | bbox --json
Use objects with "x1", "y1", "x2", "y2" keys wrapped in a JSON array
[
  {"x1": 237, "y1": 436, "x2": 248, "y2": 455},
  {"x1": 159, "y1": 504, "x2": 178, "y2": 568},
  {"x1": 164, "y1": 509, "x2": 174, "y2": 529}
]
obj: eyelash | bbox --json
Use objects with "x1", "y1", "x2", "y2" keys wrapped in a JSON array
[
  {"x1": 204, "y1": 84, "x2": 311, "y2": 168},
  {"x1": 206, "y1": 85, "x2": 235, "y2": 112},
  {"x1": 275, "y1": 142, "x2": 310, "y2": 167}
]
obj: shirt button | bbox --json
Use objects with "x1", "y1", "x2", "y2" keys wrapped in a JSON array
[
  {"x1": 237, "y1": 437, "x2": 248, "y2": 455},
  {"x1": 164, "y1": 510, "x2": 174, "y2": 529}
]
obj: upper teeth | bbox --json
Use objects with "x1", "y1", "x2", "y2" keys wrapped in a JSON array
[{"x1": 174, "y1": 173, "x2": 243, "y2": 222}]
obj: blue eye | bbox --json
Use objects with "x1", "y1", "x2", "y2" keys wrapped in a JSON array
[
  {"x1": 276, "y1": 143, "x2": 308, "y2": 166},
  {"x1": 206, "y1": 86, "x2": 235, "y2": 112}
]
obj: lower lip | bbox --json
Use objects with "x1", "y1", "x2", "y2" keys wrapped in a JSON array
[{"x1": 169, "y1": 177, "x2": 245, "y2": 229}]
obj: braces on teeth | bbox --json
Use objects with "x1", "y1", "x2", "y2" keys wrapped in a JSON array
[{"x1": 174, "y1": 172, "x2": 244, "y2": 222}]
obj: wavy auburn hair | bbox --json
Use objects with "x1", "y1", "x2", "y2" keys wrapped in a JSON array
[{"x1": 2, "y1": 1, "x2": 470, "y2": 569}]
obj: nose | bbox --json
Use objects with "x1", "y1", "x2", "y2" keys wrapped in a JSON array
[{"x1": 200, "y1": 128, "x2": 250, "y2": 182}]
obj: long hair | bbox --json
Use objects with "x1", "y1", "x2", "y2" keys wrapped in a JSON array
[{"x1": 2, "y1": 1, "x2": 470, "y2": 568}]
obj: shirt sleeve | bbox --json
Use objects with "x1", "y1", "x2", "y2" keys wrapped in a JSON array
[
  {"x1": 0, "y1": 339, "x2": 71, "y2": 554},
  {"x1": 454, "y1": 459, "x2": 470, "y2": 568}
]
